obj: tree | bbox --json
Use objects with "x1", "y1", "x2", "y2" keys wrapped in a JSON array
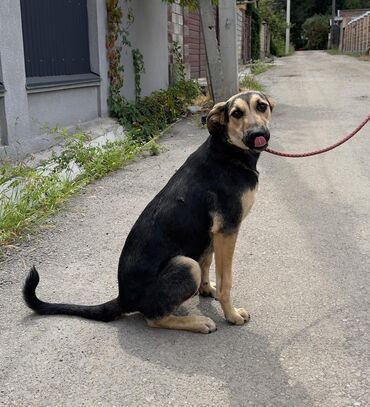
[
  {"x1": 257, "y1": 0, "x2": 287, "y2": 56},
  {"x1": 290, "y1": 0, "x2": 370, "y2": 48},
  {"x1": 302, "y1": 14, "x2": 330, "y2": 50}
]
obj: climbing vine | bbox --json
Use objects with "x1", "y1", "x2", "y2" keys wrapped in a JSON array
[
  {"x1": 172, "y1": 41, "x2": 186, "y2": 83},
  {"x1": 106, "y1": 0, "x2": 133, "y2": 113},
  {"x1": 105, "y1": 0, "x2": 200, "y2": 143},
  {"x1": 132, "y1": 48, "x2": 145, "y2": 102}
]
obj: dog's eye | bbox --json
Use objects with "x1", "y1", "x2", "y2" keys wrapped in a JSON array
[
  {"x1": 231, "y1": 109, "x2": 243, "y2": 119},
  {"x1": 257, "y1": 103, "x2": 268, "y2": 113}
]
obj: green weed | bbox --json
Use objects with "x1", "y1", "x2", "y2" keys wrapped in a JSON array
[
  {"x1": 0, "y1": 136, "x2": 159, "y2": 254},
  {"x1": 240, "y1": 75, "x2": 265, "y2": 92},
  {"x1": 251, "y1": 61, "x2": 272, "y2": 75}
]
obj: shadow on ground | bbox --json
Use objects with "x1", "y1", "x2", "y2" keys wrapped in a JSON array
[{"x1": 113, "y1": 298, "x2": 312, "y2": 406}]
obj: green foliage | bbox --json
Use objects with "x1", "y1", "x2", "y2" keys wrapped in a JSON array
[
  {"x1": 338, "y1": 0, "x2": 370, "y2": 9},
  {"x1": 240, "y1": 75, "x2": 265, "y2": 92},
  {"x1": 250, "y1": 61, "x2": 272, "y2": 75},
  {"x1": 132, "y1": 48, "x2": 145, "y2": 102},
  {"x1": 54, "y1": 134, "x2": 142, "y2": 181},
  {"x1": 302, "y1": 14, "x2": 330, "y2": 50},
  {"x1": 257, "y1": 0, "x2": 290, "y2": 57},
  {"x1": 326, "y1": 49, "x2": 362, "y2": 57},
  {"x1": 111, "y1": 80, "x2": 200, "y2": 142},
  {"x1": 258, "y1": 0, "x2": 287, "y2": 39},
  {"x1": 0, "y1": 163, "x2": 85, "y2": 248},
  {"x1": 106, "y1": 0, "x2": 134, "y2": 113},
  {"x1": 247, "y1": 4, "x2": 261, "y2": 60},
  {"x1": 290, "y1": 0, "x2": 370, "y2": 48},
  {"x1": 172, "y1": 41, "x2": 186, "y2": 83},
  {"x1": 0, "y1": 131, "x2": 158, "y2": 249},
  {"x1": 270, "y1": 36, "x2": 285, "y2": 57}
]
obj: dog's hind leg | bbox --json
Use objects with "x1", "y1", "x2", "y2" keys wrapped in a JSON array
[
  {"x1": 144, "y1": 256, "x2": 217, "y2": 333},
  {"x1": 147, "y1": 314, "x2": 216, "y2": 334}
]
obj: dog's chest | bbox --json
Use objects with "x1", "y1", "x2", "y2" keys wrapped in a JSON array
[{"x1": 241, "y1": 186, "x2": 257, "y2": 220}]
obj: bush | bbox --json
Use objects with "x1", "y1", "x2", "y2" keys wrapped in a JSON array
[
  {"x1": 302, "y1": 14, "x2": 330, "y2": 50},
  {"x1": 110, "y1": 80, "x2": 200, "y2": 142},
  {"x1": 270, "y1": 37, "x2": 285, "y2": 57},
  {"x1": 247, "y1": 5, "x2": 261, "y2": 60}
]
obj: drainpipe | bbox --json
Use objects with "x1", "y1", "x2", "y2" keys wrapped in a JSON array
[{"x1": 285, "y1": 0, "x2": 291, "y2": 55}]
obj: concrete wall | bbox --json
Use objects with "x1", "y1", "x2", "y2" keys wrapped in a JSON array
[
  {"x1": 28, "y1": 87, "x2": 100, "y2": 134},
  {"x1": 0, "y1": 0, "x2": 170, "y2": 157},
  {"x1": 260, "y1": 22, "x2": 270, "y2": 58},
  {"x1": 0, "y1": 0, "x2": 109, "y2": 158},
  {"x1": 0, "y1": 0, "x2": 31, "y2": 155},
  {"x1": 120, "y1": 0, "x2": 169, "y2": 101}
]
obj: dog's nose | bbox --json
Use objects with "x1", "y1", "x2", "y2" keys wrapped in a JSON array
[
  {"x1": 248, "y1": 128, "x2": 270, "y2": 140},
  {"x1": 245, "y1": 128, "x2": 270, "y2": 149}
]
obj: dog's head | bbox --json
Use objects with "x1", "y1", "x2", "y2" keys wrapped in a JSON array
[{"x1": 207, "y1": 91, "x2": 275, "y2": 152}]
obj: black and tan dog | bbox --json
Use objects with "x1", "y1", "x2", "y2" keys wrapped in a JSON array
[{"x1": 23, "y1": 90, "x2": 274, "y2": 334}]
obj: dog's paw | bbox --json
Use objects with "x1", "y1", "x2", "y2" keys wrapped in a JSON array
[
  {"x1": 199, "y1": 281, "x2": 217, "y2": 298},
  {"x1": 226, "y1": 308, "x2": 250, "y2": 325},
  {"x1": 193, "y1": 316, "x2": 217, "y2": 333}
]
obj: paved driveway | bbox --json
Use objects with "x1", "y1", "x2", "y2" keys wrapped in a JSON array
[{"x1": 1, "y1": 51, "x2": 369, "y2": 406}]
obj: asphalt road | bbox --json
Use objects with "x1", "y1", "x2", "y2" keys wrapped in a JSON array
[{"x1": 1, "y1": 51, "x2": 369, "y2": 407}]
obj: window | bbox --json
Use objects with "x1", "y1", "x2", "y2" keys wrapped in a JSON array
[{"x1": 20, "y1": 0, "x2": 99, "y2": 89}]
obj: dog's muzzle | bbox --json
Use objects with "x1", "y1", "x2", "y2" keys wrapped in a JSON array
[{"x1": 244, "y1": 128, "x2": 270, "y2": 150}]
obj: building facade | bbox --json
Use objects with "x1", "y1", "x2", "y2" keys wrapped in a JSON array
[{"x1": 0, "y1": 0, "x2": 251, "y2": 158}]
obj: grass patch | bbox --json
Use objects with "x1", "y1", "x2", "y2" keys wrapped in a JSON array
[
  {"x1": 0, "y1": 170, "x2": 85, "y2": 248},
  {"x1": 239, "y1": 75, "x2": 265, "y2": 92},
  {"x1": 326, "y1": 49, "x2": 367, "y2": 59},
  {"x1": 250, "y1": 61, "x2": 272, "y2": 75},
  {"x1": 0, "y1": 135, "x2": 150, "y2": 253},
  {"x1": 110, "y1": 80, "x2": 200, "y2": 142}
]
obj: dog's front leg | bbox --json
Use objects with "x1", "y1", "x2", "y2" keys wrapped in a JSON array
[
  {"x1": 213, "y1": 232, "x2": 250, "y2": 325},
  {"x1": 199, "y1": 248, "x2": 217, "y2": 298}
]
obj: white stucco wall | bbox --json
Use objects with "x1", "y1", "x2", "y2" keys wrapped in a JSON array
[
  {"x1": 120, "y1": 0, "x2": 169, "y2": 101},
  {"x1": 0, "y1": 0, "x2": 109, "y2": 157}
]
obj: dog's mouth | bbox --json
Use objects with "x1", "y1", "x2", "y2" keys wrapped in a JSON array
[
  {"x1": 253, "y1": 136, "x2": 268, "y2": 149},
  {"x1": 244, "y1": 129, "x2": 270, "y2": 151}
]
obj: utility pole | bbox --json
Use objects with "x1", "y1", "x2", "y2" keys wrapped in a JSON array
[
  {"x1": 285, "y1": 0, "x2": 291, "y2": 55},
  {"x1": 330, "y1": 0, "x2": 336, "y2": 48},
  {"x1": 219, "y1": 0, "x2": 238, "y2": 97},
  {"x1": 198, "y1": 0, "x2": 225, "y2": 102}
]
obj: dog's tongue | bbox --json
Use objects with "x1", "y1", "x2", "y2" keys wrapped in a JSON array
[{"x1": 254, "y1": 136, "x2": 267, "y2": 148}]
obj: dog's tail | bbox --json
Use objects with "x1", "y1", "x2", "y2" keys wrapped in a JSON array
[{"x1": 23, "y1": 266, "x2": 122, "y2": 322}]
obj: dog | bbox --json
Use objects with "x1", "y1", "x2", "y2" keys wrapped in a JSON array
[{"x1": 23, "y1": 90, "x2": 274, "y2": 334}]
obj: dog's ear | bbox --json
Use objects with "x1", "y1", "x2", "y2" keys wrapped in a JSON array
[
  {"x1": 207, "y1": 102, "x2": 227, "y2": 136},
  {"x1": 267, "y1": 97, "x2": 276, "y2": 112}
]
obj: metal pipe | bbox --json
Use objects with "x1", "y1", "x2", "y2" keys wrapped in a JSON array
[{"x1": 285, "y1": 0, "x2": 291, "y2": 55}]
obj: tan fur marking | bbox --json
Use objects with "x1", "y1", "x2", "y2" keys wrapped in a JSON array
[
  {"x1": 249, "y1": 94, "x2": 272, "y2": 126},
  {"x1": 198, "y1": 246, "x2": 216, "y2": 297},
  {"x1": 211, "y1": 212, "x2": 223, "y2": 234},
  {"x1": 241, "y1": 188, "x2": 257, "y2": 220},
  {"x1": 231, "y1": 98, "x2": 248, "y2": 113},
  {"x1": 213, "y1": 232, "x2": 250, "y2": 325},
  {"x1": 147, "y1": 315, "x2": 217, "y2": 333},
  {"x1": 172, "y1": 255, "x2": 201, "y2": 289},
  {"x1": 227, "y1": 99, "x2": 249, "y2": 149}
]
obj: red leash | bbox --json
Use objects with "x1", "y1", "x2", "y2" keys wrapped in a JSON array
[{"x1": 265, "y1": 114, "x2": 370, "y2": 158}]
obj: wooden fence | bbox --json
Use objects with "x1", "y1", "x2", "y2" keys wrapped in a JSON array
[{"x1": 342, "y1": 11, "x2": 370, "y2": 53}]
